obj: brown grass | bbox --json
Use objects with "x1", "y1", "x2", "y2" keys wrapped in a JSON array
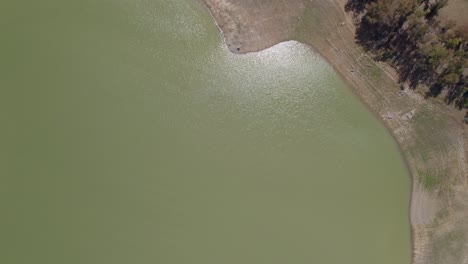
[{"x1": 440, "y1": 0, "x2": 468, "y2": 38}]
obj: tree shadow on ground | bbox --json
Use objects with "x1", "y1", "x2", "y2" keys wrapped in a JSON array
[
  {"x1": 345, "y1": 0, "x2": 374, "y2": 13},
  {"x1": 347, "y1": 0, "x2": 467, "y2": 110}
]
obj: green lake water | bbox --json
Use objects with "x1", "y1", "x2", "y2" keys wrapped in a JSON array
[{"x1": 1, "y1": 0, "x2": 410, "y2": 263}]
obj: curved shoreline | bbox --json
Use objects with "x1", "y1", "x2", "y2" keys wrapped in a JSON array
[
  {"x1": 200, "y1": 2, "x2": 415, "y2": 262},
  {"x1": 310, "y1": 40, "x2": 416, "y2": 263},
  {"x1": 198, "y1": 0, "x2": 468, "y2": 263}
]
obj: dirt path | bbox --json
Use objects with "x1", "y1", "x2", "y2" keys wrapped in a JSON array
[{"x1": 200, "y1": 0, "x2": 468, "y2": 263}]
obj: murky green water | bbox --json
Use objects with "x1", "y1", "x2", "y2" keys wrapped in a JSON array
[{"x1": 1, "y1": 0, "x2": 410, "y2": 263}]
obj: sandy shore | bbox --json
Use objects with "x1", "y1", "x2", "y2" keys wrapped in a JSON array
[{"x1": 200, "y1": 0, "x2": 468, "y2": 263}]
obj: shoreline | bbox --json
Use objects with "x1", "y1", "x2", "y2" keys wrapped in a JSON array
[
  {"x1": 200, "y1": 0, "x2": 416, "y2": 260},
  {"x1": 199, "y1": 0, "x2": 468, "y2": 263},
  {"x1": 307, "y1": 39, "x2": 417, "y2": 264}
]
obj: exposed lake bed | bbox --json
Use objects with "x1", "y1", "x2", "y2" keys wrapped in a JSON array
[{"x1": 199, "y1": 1, "x2": 468, "y2": 264}]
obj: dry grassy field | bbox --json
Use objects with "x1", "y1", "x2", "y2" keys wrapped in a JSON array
[{"x1": 440, "y1": 0, "x2": 468, "y2": 37}]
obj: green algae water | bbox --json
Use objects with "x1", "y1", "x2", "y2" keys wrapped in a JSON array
[{"x1": 1, "y1": 0, "x2": 411, "y2": 263}]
